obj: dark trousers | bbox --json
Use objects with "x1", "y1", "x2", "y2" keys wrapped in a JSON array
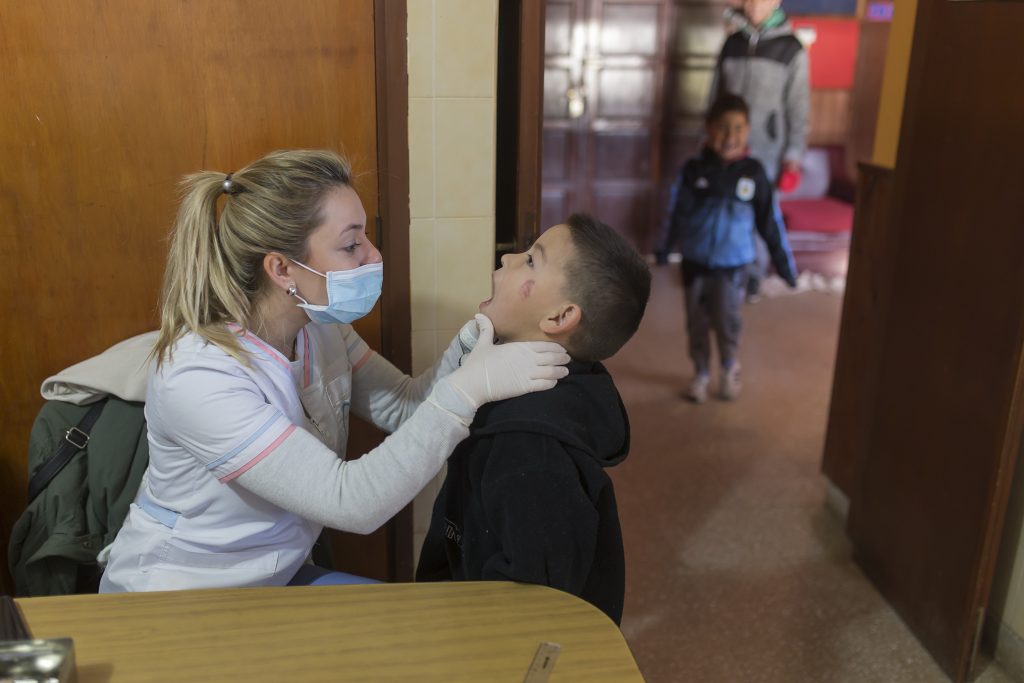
[{"x1": 682, "y1": 261, "x2": 744, "y2": 373}]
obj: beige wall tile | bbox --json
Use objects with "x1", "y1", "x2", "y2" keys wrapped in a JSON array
[
  {"x1": 411, "y1": 329, "x2": 438, "y2": 376},
  {"x1": 435, "y1": 0, "x2": 497, "y2": 98},
  {"x1": 407, "y1": 0, "x2": 434, "y2": 98},
  {"x1": 408, "y1": 0, "x2": 499, "y2": 567},
  {"x1": 433, "y1": 328, "x2": 463, "y2": 357},
  {"x1": 408, "y1": 98, "x2": 434, "y2": 219},
  {"x1": 409, "y1": 219, "x2": 436, "y2": 332},
  {"x1": 435, "y1": 99, "x2": 496, "y2": 218},
  {"x1": 435, "y1": 218, "x2": 494, "y2": 329}
]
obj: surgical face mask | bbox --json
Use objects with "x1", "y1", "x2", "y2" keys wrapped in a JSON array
[{"x1": 289, "y1": 260, "x2": 384, "y2": 325}]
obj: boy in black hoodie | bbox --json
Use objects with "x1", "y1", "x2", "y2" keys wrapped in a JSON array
[{"x1": 416, "y1": 213, "x2": 651, "y2": 625}]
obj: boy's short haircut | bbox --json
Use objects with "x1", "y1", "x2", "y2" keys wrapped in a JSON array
[
  {"x1": 706, "y1": 93, "x2": 750, "y2": 124},
  {"x1": 563, "y1": 213, "x2": 651, "y2": 362}
]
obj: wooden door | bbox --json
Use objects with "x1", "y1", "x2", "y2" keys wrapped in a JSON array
[
  {"x1": 662, "y1": 0, "x2": 728, "y2": 219},
  {"x1": 0, "y1": 0, "x2": 410, "y2": 590},
  {"x1": 845, "y1": 1, "x2": 1024, "y2": 679},
  {"x1": 541, "y1": 0, "x2": 672, "y2": 252}
]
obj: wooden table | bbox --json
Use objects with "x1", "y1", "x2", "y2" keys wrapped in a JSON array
[{"x1": 16, "y1": 582, "x2": 643, "y2": 682}]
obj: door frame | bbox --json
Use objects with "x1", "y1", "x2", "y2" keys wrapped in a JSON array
[
  {"x1": 322, "y1": 0, "x2": 414, "y2": 584},
  {"x1": 373, "y1": 0, "x2": 413, "y2": 581},
  {"x1": 496, "y1": 0, "x2": 546, "y2": 264}
]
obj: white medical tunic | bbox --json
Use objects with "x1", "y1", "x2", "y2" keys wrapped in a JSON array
[{"x1": 100, "y1": 324, "x2": 377, "y2": 592}]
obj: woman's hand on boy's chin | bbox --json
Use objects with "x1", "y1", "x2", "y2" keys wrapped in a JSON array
[{"x1": 444, "y1": 314, "x2": 570, "y2": 409}]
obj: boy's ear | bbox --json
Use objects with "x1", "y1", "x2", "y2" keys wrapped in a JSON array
[{"x1": 539, "y1": 302, "x2": 582, "y2": 337}]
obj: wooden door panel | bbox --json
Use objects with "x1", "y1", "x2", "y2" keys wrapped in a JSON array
[
  {"x1": 595, "y1": 68, "x2": 657, "y2": 117},
  {"x1": 0, "y1": 0, "x2": 394, "y2": 588},
  {"x1": 591, "y1": 185, "x2": 653, "y2": 246},
  {"x1": 663, "y1": 1, "x2": 727, "y2": 230},
  {"x1": 542, "y1": 129, "x2": 573, "y2": 181},
  {"x1": 599, "y1": 3, "x2": 660, "y2": 55},
  {"x1": 845, "y1": 1, "x2": 1024, "y2": 679},
  {"x1": 541, "y1": 189, "x2": 575, "y2": 235},
  {"x1": 541, "y1": 0, "x2": 670, "y2": 250},
  {"x1": 821, "y1": 164, "x2": 895, "y2": 497},
  {"x1": 545, "y1": 1, "x2": 575, "y2": 56},
  {"x1": 592, "y1": 130, "x2": 652, "y2": 179},
  {"x1": 544, "y1": 68, "x2": 575, "y2": 118}
]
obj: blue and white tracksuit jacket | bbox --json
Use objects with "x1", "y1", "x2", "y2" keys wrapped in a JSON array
[{"x1": 662, "y1": 148, "x2": 797, "y2": 285}]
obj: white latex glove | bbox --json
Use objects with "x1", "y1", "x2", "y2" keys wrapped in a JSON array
[
  {"x1": 457, "y1": 317, "x2": 481, "y2": 355},
  {"x1": 443, "y1": 314, "x2": 570, "y2": 410},
  {"x1": 434, "y1": 317, "x2": 481, "y2": 378}
]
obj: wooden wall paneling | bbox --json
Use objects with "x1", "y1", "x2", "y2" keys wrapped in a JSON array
[
  {"x1": 820, "y1": 163, "x2": 894, "y2": 496},
  {"x1": 807, "y1": 89, "x2": 852, "y2": 146},
  {"x1": 0, "y1": 0, "x2": 392, "y2": 588},
  {"x1": 845, "y1": 0, "x2": 1024, "y2": 678},
  {"x1": 847, "y1": 18, "x2": 890, "y2": 174}
]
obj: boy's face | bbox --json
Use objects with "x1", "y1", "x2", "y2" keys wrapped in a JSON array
[
  {"x1": 743, "y1": 0, "x2": 779, "y2": 27},
  {"x1": 706, "y1": 111, "x2": 750, "y2": 162},
  {"x1": 480, "y1": 224, "x2": 578, "y2": 344}
]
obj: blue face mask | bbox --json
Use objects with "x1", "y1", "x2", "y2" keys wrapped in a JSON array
[{"x1": 290, "y1": 260, "x2": 384, "y2": 325}]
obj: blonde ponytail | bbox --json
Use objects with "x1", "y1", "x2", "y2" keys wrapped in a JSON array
[{"x1": 153, "y1": 150, "x2": 352, "y2": 367}]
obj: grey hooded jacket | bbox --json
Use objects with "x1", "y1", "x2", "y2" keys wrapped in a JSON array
[{"x1": 710, "y1": 13, "x2": 810, "y2": 180}]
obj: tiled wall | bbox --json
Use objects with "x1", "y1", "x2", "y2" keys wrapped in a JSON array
[{"x1": 407, "y1": 0, "x2": 498, "y2": 564}]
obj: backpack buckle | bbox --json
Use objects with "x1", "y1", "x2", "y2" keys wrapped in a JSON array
[{"x1": 64, "y1": 427, "x2": 90, "y2": 450}]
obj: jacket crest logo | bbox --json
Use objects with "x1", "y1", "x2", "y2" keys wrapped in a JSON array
[{"x1": 736, "y1": 177, "x2": 755, "y2": 201}]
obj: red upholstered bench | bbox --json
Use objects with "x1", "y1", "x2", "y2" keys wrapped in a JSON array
[
  {"x1": 779, "y1": 145, "x2": 854, "y2": 240},
  {"x1": 781, "y1": 197, "x2": 853, "y2": 234}
]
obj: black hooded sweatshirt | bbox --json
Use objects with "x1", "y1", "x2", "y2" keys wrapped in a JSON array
[{"x1": 416, "y1": 360, "x2": 630, "y2": 624}]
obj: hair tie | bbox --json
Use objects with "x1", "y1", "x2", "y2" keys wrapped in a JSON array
[{"x1": 222, "y1": 173, "x2": 235, "y2": 194}]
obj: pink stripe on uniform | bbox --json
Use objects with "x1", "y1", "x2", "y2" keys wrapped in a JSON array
[
  {"x1": 243, "y1": 333, "x2": 291, "y2": 373},
  {"x1": 302, "y1": 330, "x2": 311, "y2": 388},
  {"x1": 352, "y1": 349, "x2": 374, "y2": 372},
  {"x1": 219, "y1": 424, "x2": 297, "y2": 483}
]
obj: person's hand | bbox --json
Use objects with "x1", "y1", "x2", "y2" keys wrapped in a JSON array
[
  {"x1": 455, "y1": 317, "x2": 481, "y2": 355},
  {"x1": 444, "y1": 314, "x2": 570, "y2": 409},
  {"x1": 435, "y1": 317, "x2": 484, "y2": 379},
  {"x1": 778, "y1": 160, "x2": 802, "y2": 193}
]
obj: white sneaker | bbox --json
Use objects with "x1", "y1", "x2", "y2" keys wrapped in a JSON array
[
  {"x1": 720, "y1": 363, "x2": 742, "y2": 400},
  {"x1": 687, "y1": 374, "x2": 710, "y2": 403}
]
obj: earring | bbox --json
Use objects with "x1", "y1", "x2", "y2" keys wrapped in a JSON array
[{"x1": 287, "y1": 284, "x2": 298, "y2": 297}]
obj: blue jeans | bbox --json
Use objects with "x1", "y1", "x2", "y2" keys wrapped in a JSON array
[{"x1": 287, "y1": 565, "x2": 381, "y2": 586}]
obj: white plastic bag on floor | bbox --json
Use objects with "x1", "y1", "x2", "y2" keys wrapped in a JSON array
[{"x1": 760, "y1": 271, "x2": 846, "y2": 298}]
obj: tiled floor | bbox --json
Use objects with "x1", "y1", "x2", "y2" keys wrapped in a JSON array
[{"x1": 604, "y1": 265, "x2": 1013, "y2": 682}]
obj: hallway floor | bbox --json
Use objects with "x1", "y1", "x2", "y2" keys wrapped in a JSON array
[{"x1": 605, "y1": 266, "x2": 1012, "y2": 682}]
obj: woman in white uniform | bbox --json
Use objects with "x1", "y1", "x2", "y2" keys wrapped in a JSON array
[{"x1": 100, "y1": 149, "x2": 569, "y2": 592}]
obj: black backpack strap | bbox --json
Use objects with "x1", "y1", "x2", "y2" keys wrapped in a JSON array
[{"x1": 27, "y1": 399, "x2": 107, "y2": 505}]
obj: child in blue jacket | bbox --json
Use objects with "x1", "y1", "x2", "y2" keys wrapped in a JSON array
[{"x1": 659, "y1": 94, "x2": 797, "y2": 402}]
